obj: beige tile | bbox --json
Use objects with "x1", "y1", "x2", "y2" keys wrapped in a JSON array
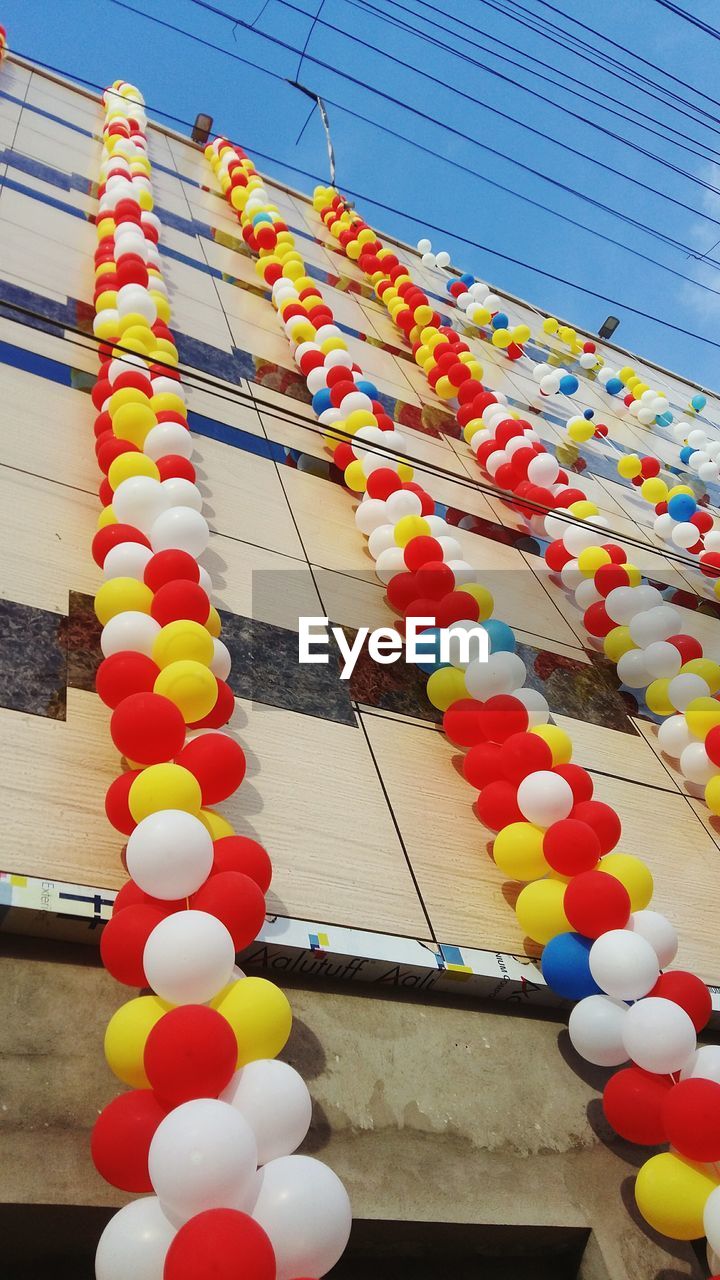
[
  {"x1": 550, "y1": 714, "x2": 677, "y2": 790},
  {"x1": 192, "y1": 433, "x2": 305, "y2": 559},
  {"x1": 274, "y1": 465, "x2": 372, "y2": 578},
  {"x1": 0, "y1": 466, "x2": 98, "y2": 613},
  {"x1": 205, "y1": 536, "x2": 321, "y2": 631}
]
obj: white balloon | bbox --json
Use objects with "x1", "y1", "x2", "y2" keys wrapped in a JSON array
[
  {"x1": 143, "y1": 422, "x2": 194, "y2": 461},
  {"x1": 374, "y1": 546, "x2": 406, "y2": 583},
  {"x1": 627, "y1": 910, "x2": 678, "y2": 967},
  {"x1": 416, "y1": 238, "x2": 431, "y2": 254},
  {"x1": 367, "y1": 524, "x2": 395, "y2": 560},
  {"x1": 210, "y1": 638, "x2": 232, "y2": 681},
  {"x1": 705, "y1": 529, "x2": 720, "y2": 552},
  {"x1": 628, "y1": 604, "x2": 680, "y2": 647},
  {"x1": 198, "y1": 565, "x2": 213, "y2": 597},
  {"x1": 95, "y1": 1198, "x2": 175, "y2": 1280},
  {"x1": 680, "y1": 739, "x2": 716, "y2": 785},
  {"x1": 671, "y1": 520, "x2": 700, "y2": 549},
  {"x1": 517, "y1": 770, "x2": 573, "y2": 825},
  {"x1": 113, "y1": 476, "x2": 169, "y2": 534},
  {"x1": 575, "y1": 579, "x2": 601, "y2": 610},
  {"x1": 222, "y1": 1059, "x2": 312, "y2": 1165},
  {"x1": 605, "y1": 586, "x2": 642, "y2": 625},
  {"x1": 589, "y1": 930, "x2": 659, "y2": 1000},
  {"x1": 653, "y1": 512, "x2": 675, "y2": 540},
  {"x1": 102, "y1": 541, "x2": 153, "y2": 581},
  {"x1": 657, "y1": 713, "x2": 691, "y2": 758},
  {"x1": 682, "y1": 1044, "x2": 720, "y2": 1084},
  {"x1": 563, "y1": 524, "x2": 600, "y2": 556},
  {"x1": 642, "y1": 640, "x2": 681, "y2": 679},
  {"x1": 150, "y1": 507, "x2": 210, "y2": 557},
  {"x1": 527, "y1": 453, "x2": 559, "y2": 486},
  {"x1": 707, "y1": 1190, "x2": 720, "y2": 1259},
  {"x1": 436, "y1": 536, "x2": 463, "y2": 561},
  {"x1": 465, "y1": 651, "x2": 526, "y2": 699},
  {"x1": 126, "y1": 811, "x2": 213, "y2": 900},
  {"x1": 540, "y1": 372, "x2": 561, "y2": 396},
  {"x1": 512, "y1": 686, "x2": 550, "y2": 726},
  {"x1": 568, "y1": 995, "x2": 629, "y2": 1067},
  {"x1": 117, "y1": 283, "x2": 156, "y2": 325},
  {"x1": 668, "y1": 672, "x2": 710, "y2": 711},
  {"x1": 616, "y1": 648, "x2": 649, "y2": 689},
  {"x1": 622, "y1": 997, "x2": 696, "y2": 1074},
  {"x1": 250, "y1": 1155, "x2": 351, "y2": 1280},
  {"x1": 420, "y1": 252, "x2": 436, "y2": 268},
  {"x1": 445, "y1": 558, "x2": 476, "y2": 586},
  {"x1": 101, "y1": 610, "x2": 160, "y2": 658},
  {"x1": 385, "y1": 490, "x2": 421, "y2": 522},
  {"x1": 160, "y1": 478, "x2": 203, "y2": 512},
  {"x1": 355, "y1": 498, "x2": 388, "y2": 535},
  {"x1": 143, "y1": 910, "x2": 235, "y2": 1004},
  {"x1": 435, "y1": 250, "x2": 451, "y2": 268},
  {"x1": 149, "y1": 1099, "x2": 257, "y2": 1226}
]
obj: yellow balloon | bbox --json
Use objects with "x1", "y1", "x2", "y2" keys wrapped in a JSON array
[
  {"x1": 206, "y1": 606, "x2": 222, "y2": 638},
  {"x1": 599, "y1": 853, "x2": 653, "y2": 910},
  {"x1": 617, "y1": 455, "x2": 642, "y2": 479},
  {"x1": 491, "y1": 328, "x2": 512, "y2": 349},
  {"x1": 198, "y1": 808, "x2": 235, "y2": 840},
  {"x1": 682, "y1": 658, "x2": 720, "y2": 693},
  {"x1": 567, "y1": 421, "x2": 594, "y2": 444},
  {"x1": 458, "y1": 583, "x2": 494, "y2": 621},
  {"x1": 493, "y1": 822, "x2": 548, "y2": 881},
  {"x1": 515, "y1": 878, "x2": 570, "y2": 944},
  {"x1": 704, "y1": 773, "x2": 720, "y2": 815},
  {"x1": 397, "y1": 462, "x2": 414, "y2": 482},
  {"x1": 577, "y1": 546, "x2": 611, "y2": 577},
  {"x1": 542, "y1": 317, "x2": 559, "y2": 334},
  {"x1": 94, "y1": 577, "x2": 153, "y2": 625},
  {"x1": 97, "y1": 505, "x2": 118, "y2": 529},
  {"x1": 344, "y1": 460, "x2": 366, "y2": 492},
  {"x1": 212, "y1": 978, "x2": 292, "y2": 1066},
  {"x1": 153, "y1": 620, "x2": 214, "y2": 669},
  {"x1": 686, "y1": 696, "x2": 720, "y2": 739},
  {"x1": 150, "y1": 392, "x2": 186, "y2": 418},
  {"x1": 426, "y1": 666, "x2": 468, "y2": 712},
  {"x1": 641, "y1": 478, "x2": 668, "y2": 504},
  {"x1": 635, "y1": 1152, "x2": 717, "y2": 1241},
  {"x1": 530, "y1": 724, "x2": 572, "y2": 764},
  {"x1": 646, "y1": 677, "x2": 674, "y2": 716},
  {"x1": 567, "y1": 499, "x2": 598, "y2": 519},
  {"x1": 435, "y1": 375, "x2": 455, "y2": 399},
  {"x1": 394, "y1": 515, "x2": 430, "y2": 547},
  {"x1": 345, "y1": 409, "x2": 376, "y2": 433},
  {"x1": 108, "y1": 452, "x2": 160, "y2": 489},
  {"x1": 603, "y1": 626, "x2": 635, "y2": 663},
  {"x1": 112, "y1": 401, "x2": 157, "y2": 447},
  {"x1": 128, "y1": 763, "x2": 202, "y2": 822},
  {"x1": 104, "y1": 995, "x2": 170, "y2": 1087},
  {"x1": 154, "y1": 660, "x2": 218, "y2": 723},
  {"x1": 512, "y1": 324, "x2": 531, "y2": 344}
]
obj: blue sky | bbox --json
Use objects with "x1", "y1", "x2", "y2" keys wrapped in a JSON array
[{"x1": 5, "y1": 0, "x2": 720, "y2": 386}]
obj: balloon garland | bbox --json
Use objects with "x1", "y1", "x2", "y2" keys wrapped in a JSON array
[
  {"x1": 90, "y1": 86, "x2": 350, "y2": 1280},
  {"x1": 206, "y1": 142, "x2": 720, "y2": 1254}
]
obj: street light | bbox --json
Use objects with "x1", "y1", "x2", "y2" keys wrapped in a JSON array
[
  {"x1": 598, "y1": 315, "x2": 620, "y2": 340},
  {"x1": 192, "y1": 113, "x2": 213, "y2": 145}
]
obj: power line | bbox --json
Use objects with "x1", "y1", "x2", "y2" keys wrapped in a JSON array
[
  {"x1": 652, "y1": 0, "x2": 720, "y2": 41},
  {"x1": 107, "y1": 0, "x2": 720, "y2": 292}
]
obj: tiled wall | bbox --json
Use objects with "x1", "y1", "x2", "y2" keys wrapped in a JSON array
[{"x1": 1, "y1": 57, "x2": 719, "y2": 985}]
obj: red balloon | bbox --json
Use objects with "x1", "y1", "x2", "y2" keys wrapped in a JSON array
[
  {"x1": 213, "y1": 835, "x2": 273, "y2": 893},
  {"x1": 477, "y1": 780, "x2": 522, "y2": 831},
  {"x1": 110, "y1": 692, "x2": 187, "y2": 764},
  {"x1": 366, "y1": 467, "x2": 402, "y2": 500},
  {"x1": 477, "y1": 694, "x2": 529, "y2": 744},
  {"x1": 91, "y1": 522, "x2": 150, "y2": 568},
  {"x1": 386, "y1": 572, "x2": 419, "y2": 613},
  {"x1": 192, "y1": 871, "x2": 265, "y2": 950},
  {"x1": 706, "y1": 724, "x2": 720, "y2": 767},
  {"x1": 662, "y1": 1078, "x2": 720, "y2": 1162},
  {"x1": 443, "y1": 698, "x2": 485, "y2": 748},
  {"x1": 416, "y1": 559, "x2": 455, "y2": 599},
  {"x1": 144, "y1": 1005, "x2": 238, "y2": 1107},
  {"x1": 435, "y1": 591, "x2": 480, "y2": 629},
  {"x1": 97, "y1": 436, "x2": 138, "y2": 474},
  {"x1": 91, "y1": 1090, "x2": 167, "y2": 1191},
  {"x1": 463, "y1": 741, "x2": 504, "y2": 789},
  {"x1": 650, "y1": 971, "x2": 712, "y2": 1032},
  {"x1": 105, "y1": 770, "x2": 141, "y2": 835},
  {"x1": 143, "y1": 550, "x2": 200, "y2": 593},
  {"x1": 189, "y1": 678, "x2": 235, "y2": 729},
  {"x1": 667, "y1": 634, "x2": 703, "y2": 664},
  {"x1": 584, "y1": 601, "x2": 614, "y2": 638},
  {"x1": 150, "y1": 581, "x2": 209, "y2": 627},
  {"x1": 554, "y1": 763, "x2": 593, "y2": 803},
  {"x1": 545, "y1": 539, "x2": 572, "y2": 572},
  {"x1": 100, "y1": 905, "x2": 164, "y2": 986},
  {"x1": 500, "y1": 731, "x2": 552, "y2": 783},
  {"x1": 96, "y1": 652, "x2": 160, "y2": 709},
  {"x1": 603, "y1": 1068, "x2": 671, "y2": 1145},
  {"x1": 164, "y1": 1210, "x2": 276, "y2": 1280},
  {"x1": 403, "y1": 535, "x2": 442, "y2": 571},
  {"x1": 571, "y1": 800, "x2": 620, "y2": 853},
  {"x1": 176, "y1": 733, "x2": 246, "y2": 805},
  {"x1": 112, "y1": 879, "x2": 183, "y2": 917},
  {"x1": 563, "y1": 870, "x2": 630, "y2": 938},
  {"x1": 543, "y1": 819, "x2": 600, "y2": 875}
]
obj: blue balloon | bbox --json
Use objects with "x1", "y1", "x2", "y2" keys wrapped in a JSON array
[
  {"x1": 354, "y1": 380, "x2": 378, "y2": 400},
  {"x1": 692, "y1": 394, "x2": 707, "y2": 411},
  {"x1": 460, "y1": 273, "x2": 475, "y2": 286},
  {"x1": 491, "y1": 312, "x2": 509, "y2": 329},
  {"x1": 582, "y1": 408, "x2": 594, "y2": 420},
  {"x1": 656, "y1": 412, "x2": 673, "y2": 428},
  {"x1": 668, "y1": 493, "x2": 697, "y2": 520},
  {"x1": 541, "y1": 933, "x2": 601, "y2": 1001},
  {"x1": 252, "y1": 211, "x2": 273, "y2": 226},
  {"x1": 680, "y1": 446, "x2": 695, "y2": 465},
  {"x1": 559, "y1": 374, "x2": 579, "y2": 395},
  {"x1": 413, "y1": 627, "x2": 449, "y2": 674},
  {"x1": 483, "y1": 619, "x2": 516, "y2": 653},
  {"x1": 606, "y1": 378, "x2": 624, "y2": 395},
  {"x1": 311, "y1": 388, "x2": 333, "y2": 414}
]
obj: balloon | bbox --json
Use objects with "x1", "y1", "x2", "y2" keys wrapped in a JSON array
[
  {"x1": 571, "y1": 801, "x2": 621, "y2": 854},
  {"x1": 543, "y1": 819, "x2": 600, "y2": 875},
  {"x1": 636, "y1": 1151, "x2": 717, "y2": 1240},
  {"x1": 96, "y1": 652, "x2": 160, "y2": 708},
  {"x1": 568, "y1": 994, "x2": 628, "y2": 1066},
  {"x1": 598, "y1": 853, "x2": 652, "y2": 910},
  {"x1": 191, "y1": 871, "x2": 266, "y2": 950},
  {"x1": 95, "y1": 1197, "x2": 175, "y2": 1280},
  {"x1": 589, "y1": 931, "x2": 659, "y2": 1000},
  {"x1": 250, "y1": 1155, "x2": 351, "y2": 1280},
  {"x1": 104, "y1": 995, "x2": 170, "y2": 1088},
  {"x1": 91, "y1": 1090, "x2": 168, "y2": 1191},
  {"x1": 110, "y1": 692, "x2": 186, "y2": 764},
  {"x1": 515, "y1": 878, "x2": 569, "y2": 943},
  {"x1": 151, "y1": 581, "x2": 210, "y2": 627},
  {"x1": 541, "y1": 932, "x2": 601, "y2": 1001},
  {"x1": 154, "y1": 660, "x2": 218, "y2": 723},
  {"x1": 150, "y1": 507, "x2": 210, "y2": 557},
  {"x1": 113, "y1": 475, "x2": 168, "y2": 533},
  {"x1": 476, "y1": 779, "x2": 522, "y2": 830},
  {"x1": 212, "y1": 978, "x2": 292, "y2": 1066},
  {"x1": 144, "y1": 1004, "x2": 238, "y2": 1107},
  {"x1": 143, "y1": 911, "x2": 236, "y2": 1005},
  {"x1": 663, "y1": 1078, "x2": 720, "y2": 1162},
  {"x1": 529, "y1": 724, "x2": 572, "y2": 765},
  {"x1": 143, "y1": 549, "x2": 200, "y2": 592},
  {"x1": 563, "y1": 870, "x2": 631, "y2": 938},
  {"x1": 100, "y1": 904, "x2": 165, "y2": 987},
  {"x1": 212, "y1": 835, "x2": 273, "y2": 893},
  {"x1": 126, "y1": 810, "x2": 213, "y2": 900},
  {"x1": 148, "y1": 1098, "x2": 257, "y2": 1226},
  {"x1": 164, "y1": 1210, "x2": 276, "y2": 1280},
  {"x1": 492, "y1": 821, "x2": 548, "y2": 880},
  {"x1": 500, "y1": 731, "x2": 552, "y2": 783},
  {"x1": 627, "y1": 910, "x2": 678, "y2": 967},
  {"x1": 128, "y1": 764, "x2": 202, "y2": 823},
  {"x1": 516, "y1": 770, "x2": 574, "y2": 825},
  {"x1": 101, "y1": 611, "x2": 161, "y2": 658},
  {"x1": 622, "y1": 997, "x2": 696, "y2": 1074},
  {"x1": 176, "y1": 734, "x2": 246, "y2": 805},
  {"x1": 649, "y1": 971, "x2": 712, "y2": 1032},
  {"x1": 602, "y1": 1067, "x2": 671, "y2": 1144},
  {"x1": 153, "y1": 620, "x2": 215, "y2": 669},
  {"x1": 222, "y1": 1059, "x2": 312, "y2": 1165},
  {"x1": 682, "y1": 1045, "x2": 720, "y2": 1085}
]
